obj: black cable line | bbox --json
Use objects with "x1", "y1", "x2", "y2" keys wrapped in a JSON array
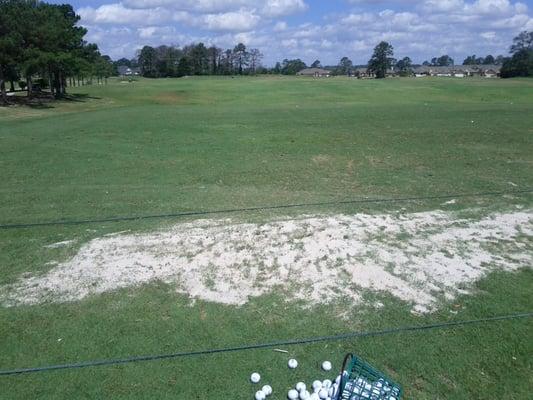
[
  {"x1": 1, "y1": 312, "x2": 531, "y2": 376},
  {"x1": 1, "y1": 188, "x2": 532, "y2": 230}
]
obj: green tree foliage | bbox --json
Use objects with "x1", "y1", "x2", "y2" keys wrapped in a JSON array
[
  {"x1": 337, "y1": 57, "x2": 353, "y2": 76},
  {"x1": 0, "y1": 0, "x2": 24, "y2": 101},
  {"x1": 463, "y1": 54, "x2": 500, "y2": 65},
  {"x1": 431, "y1": 55, "x2": 454, "y2": 66},
  {"x1": 177, "y1": 57, "x2": 191, "y2": 77},
  {"x1": 501, "y1": 31, "x2": 533, "y2": 78},
  {"x1": 281, "y1": 59, "x2": 307, "y2": 75},
  {"x1": 463, "y1": 55, "x2": 478, "y2": 65},
  {"x1": 395, "y1": 56, "x2": 412, "y2": 76},
  {"x1": 133, "y1": 42, "x2": 261, "y2": 77},
  {"x1": 233, "y1": 43, "x2": 249, "y2": 74},
  {"x1": 509, "y1": 31, "x2": 533, "y2": 54},
  {"x1": 500, "y1": 50, "x2": 533, "y2": 78},
  {"x1": 249, "y1": 49, "x2": 263, "y2": 75},
  {"x1": 483, "y1": 55, "x2": 495, "y2": 64},
  {"x1": 0, "y1": 0, "x2": 110, "y2": 102},
  {"x1": 138, "y1": 46, "x2": 159, "y2": 78},
  {"x1": 368, "y1": 41, "x2": 394, "y2": 79}
]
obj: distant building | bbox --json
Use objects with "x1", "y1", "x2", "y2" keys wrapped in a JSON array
[
  {"x1": 411, "y1": 65, "x2": 501, "y2": 78},
  {"x1": 296, "y1": 68, "x2": 331, "y2": 77},
  {"x1": 117, "y1": 66, "x2": 141, "y2": 76},
  {"x1": 354, "y1": 67, "x2": 375, "y2": 78}
]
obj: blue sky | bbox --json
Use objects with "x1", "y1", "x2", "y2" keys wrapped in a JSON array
[{"x1": 54, "y1": 0, "x2": 533, "y2": 65}]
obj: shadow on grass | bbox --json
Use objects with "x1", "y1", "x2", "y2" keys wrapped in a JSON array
[
  {"x1": 0, "y1": 91, "x2": 100, "y2": 108},
  {"x1": 62, "y1": 93, "x2": 102, "y2": 102}
]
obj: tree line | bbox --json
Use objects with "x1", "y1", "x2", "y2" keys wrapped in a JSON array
[
  {"x1": 129, "y1": 43, "x2": 263, "y2": 77},
  {"x1": 363, "y1": 31, "x2": 532, "y2": 79},
  {"x1": 1, "y1": 0, "x2": 531, "y2": 104},
  {"x1": 0, "y1": 0, "x2": 114, "y2": 103},
  {"x1": 125, "y1": 31, "x2": 531, "y2": 80}
]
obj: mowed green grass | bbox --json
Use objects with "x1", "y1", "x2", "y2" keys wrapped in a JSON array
[{"x1": 0, "y1": 76, "x2": 532, "y2": 399}]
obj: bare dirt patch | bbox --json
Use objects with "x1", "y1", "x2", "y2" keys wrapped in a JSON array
[{"x1": 1, "y1": 209, "x2": 531, "y2": 312}]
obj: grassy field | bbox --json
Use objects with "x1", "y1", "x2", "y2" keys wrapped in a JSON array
[{"x1": 0, "y1": 76, "x2": 532, "y2": 399}]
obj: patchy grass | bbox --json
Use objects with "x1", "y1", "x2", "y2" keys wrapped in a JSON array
[{"x1": 0, "y1": 76, "x2": 532, "y2": 399}]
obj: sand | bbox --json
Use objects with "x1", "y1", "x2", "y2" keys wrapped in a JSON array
[{"x1": 1, "y1": 209, "x2": 531, "y2": 312}]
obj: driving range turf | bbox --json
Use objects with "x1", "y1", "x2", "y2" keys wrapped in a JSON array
[{"x1": 0, "y1": 76, "x2": 532, "y2": 399}]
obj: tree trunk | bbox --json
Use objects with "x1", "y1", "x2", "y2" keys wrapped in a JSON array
[
  {"x1": 0, "y1": 65, "x2": 7, "y2": 104},
  {"x1": 27, "y1": 74, "x2": 33, "y2": 98},
  {"x1": 61, "y1": 73, "x2": 67, "y2": 95},
  {"x1": 0, "y1": 73, "x2": 7, "y2": 105},
  {"x1": 49, "y1": 76, "x2": 54, "y2": 96},
  {"x1": 10, "y1": 80, "x2": 15, "y2": 92}
]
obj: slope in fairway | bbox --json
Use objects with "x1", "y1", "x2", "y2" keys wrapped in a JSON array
[{"x1": 0, "y1": 77, "x2": 532, "y2": 399}]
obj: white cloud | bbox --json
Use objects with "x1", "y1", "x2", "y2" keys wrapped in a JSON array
[
  {"x1": 262, "y1": 0, "x2": 308, "y2": 17},
  {"x1": 202, "y1": 10, "x2": 261, "y2": 32},
  {"x1": 79, "y1": 3, "x2": 172, "y2": 25},
  {"x1": 273, "y1": 21, "x2": 288, "y2": 31},
  {"x1": 77, "y1": 0, "x2": 533, "y2": 65}
]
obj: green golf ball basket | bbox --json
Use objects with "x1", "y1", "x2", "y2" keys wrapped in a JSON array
[{"x1": 336, "y1": 353, "x2": 402, "y2": 400}]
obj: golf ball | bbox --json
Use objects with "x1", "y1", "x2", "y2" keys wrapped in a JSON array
[
  {"x1": 255, "y1": 390, "x2": 266, "y2": 400},
  {"x1": 321, "y1": 361, "x2": 332, "y2": 371},
  {"x1": 309, "y1": 393, "x2": 320, "y2": 400},
  {"x1": 288, "y1": 389, "x2": 299, "y2": 400},
  {"x1": 295, "y1": 382, "x2": 306, "y2": 392},
  {"x1": 250, "y1": 373, "x2": 261, "y2": 384},
  {"x1": 262, "y1": 385, "x2": 272, "y2": 396},
  {"x1": 322, "y1": 379, "x2": 332, "y2": 389},
  {"x1": 318, "y1": 388, "x2": 328, "y2": 399},
  {"x1": 312, "y1": 380, "x2": 322, "y2": 392},
  {"x1": 288, "y1": 358, "x2": 298, "y2": 369},
  {"x1": 299, "y1": 390, "x2": 310, "y2": 400}
]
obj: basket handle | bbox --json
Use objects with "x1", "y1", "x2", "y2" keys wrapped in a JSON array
[{"x1": 335, "y1": 353, "x2": 354, "y2": 400}]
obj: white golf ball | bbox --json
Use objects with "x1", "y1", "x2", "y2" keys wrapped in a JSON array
[
  {"x1": 321, "y1": 361, "x2": 332, "y2": 371},
  {"x1": 262, "y1": 385, "x2": 272, "y2": 396},
  {"x1": 322, "y1": 380, "x2": 332, "y2": 389},
  {"x1": 309, "y1": 393, "x2": 320, "y2": 400},
  {"x1": 299, "y1": 390, "x2": 310, "y2": 400},
  {"x1": 288, "y1": 359, "x2": 298, "y2": 369},
  {"x1": 250, "y1": 373, "x2": 261, "y2": 384},
  {"x1": 318, "y1": 388, "x2": 328, "y2": 399},
  {"x1": 288, "y1": 389, "x2": 299, "y2": 400},
  {"x1": 312, "y1": 380, "x2": 322, "y2": 392},
  {"x1": 255, "y1": 390, "x2": 266, "y2": 400},
  {"x1": 295, "y1": 382, "x2": 306, "y2": 392}
]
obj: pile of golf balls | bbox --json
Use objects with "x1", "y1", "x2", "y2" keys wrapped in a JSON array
[
  {"x1": 288, "y1": 375, "x2": 339, "y2": 400},
  {"x1": 340, "y1": 377, "x2": 400, "y2": 400},
  {"x1": 250, "y1": 358, "x2": 400, "y2": 400}
]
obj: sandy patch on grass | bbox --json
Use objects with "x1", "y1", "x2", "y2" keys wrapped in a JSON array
[{"x1": 1, "y1": 209, "x2": 531, "y2": 312}]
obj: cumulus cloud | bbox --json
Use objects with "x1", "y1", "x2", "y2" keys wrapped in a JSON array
[
  {"x1": 76, "y1": 0, "x2": 532, "y2": 65},
  {"x1": 262, "y1": 0, "x2": 308, "y2": 17},
  {"x1": 202, "y1": 10, "x2": 261, "y2": 32}
]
